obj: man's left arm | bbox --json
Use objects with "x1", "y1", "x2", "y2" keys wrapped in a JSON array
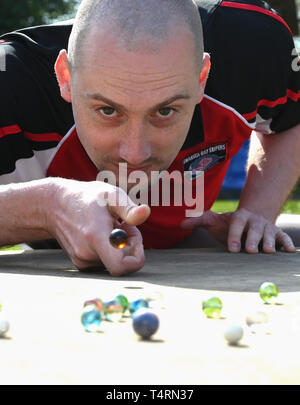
[
  {"x1": 181, "y1": 125, "x2": 300, "y2": 253},
  {"x1": 228, "y1": 125, "x2": 300, "y2": 253},
  {"x1": 181, "y1": 4, "x2": 300, "y2": 253}
]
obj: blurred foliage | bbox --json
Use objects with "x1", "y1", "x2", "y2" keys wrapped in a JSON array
[
  {"x1": 0, "y1": 1, "x2": 298, "y2": 36},
  {"x1": 268, "y1": 0, "x2": 298, "y2": 35},
  {"x1": 0, "y1": 0, "x2": 79, "y2": 35}
]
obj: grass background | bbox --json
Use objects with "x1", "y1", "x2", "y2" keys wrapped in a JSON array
[{"x1": 211, "y1": 199, "x2": 300, "y2": 214}]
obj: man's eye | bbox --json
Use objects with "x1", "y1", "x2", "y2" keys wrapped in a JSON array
[
  {"x1": 157, "y1": 107, "x2": 174, "y2": 118},
  {"x1": 99, "y1": 107, "x2": 117, "y2": 117}
]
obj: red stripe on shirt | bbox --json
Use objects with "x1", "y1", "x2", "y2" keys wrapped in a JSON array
[
  {"x1": 24, "y1": 131, "x2": 62, "y2": 142},
  {"x1": 243, "y1": 90, "x2": 300, "y2": 120},
  {"x1": 220, "y1": 1, "x2": 292, "y2": 35},
  {"x1": 0, "y1": 124, "x2": 22, "y2": 138},
  {"x1": 0, "y1": 124, "x2": 62, "y2": 142},
  {"x1": 287, "y1": 89, "x2": 300, "y2": 102}
]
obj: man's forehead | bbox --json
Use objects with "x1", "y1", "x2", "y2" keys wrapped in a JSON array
[
  {"x1": 75, "y1": 54, "x2": 197, "y2": 107},
  {"x1": 77, "y1": 26, "x2": 198, "y2": 78}
]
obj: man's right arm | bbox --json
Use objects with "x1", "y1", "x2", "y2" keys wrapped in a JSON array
[
  {"x1": 0, "y1": 30, "x2": 151, "y2": 275},
  {"x1": 0, "y1": 179, "x2": 52, "y2": 245},
  {"x1": 0, "y1": 178, "x2": 150, "y2": 276}
]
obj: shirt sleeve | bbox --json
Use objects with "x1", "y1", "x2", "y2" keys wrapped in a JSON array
[
  {"x1": 0, "y1": 41, "x2": 34, "y2": 177},
  {"x1": 0, "y1": 24, "x2": 74, "y2": 182},
  {"x1": 204, "y1": 2, "x2": 300, "y2": 135}
]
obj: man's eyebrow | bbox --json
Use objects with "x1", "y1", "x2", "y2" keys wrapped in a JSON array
[
  {"x1": 155, "y1": 94, "x2": 191, "y2": 109},
  {"x1": 86, "y1": 92, "x2": 190, "y2": 111}
]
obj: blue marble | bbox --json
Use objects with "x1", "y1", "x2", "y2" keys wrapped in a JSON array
[
  {"x1": 81, "y1": 304, "x2": 102, "y2": 332},
  {"x1": 132, "y1": 309, "x2": 159, "y2": 339},
  {"x1": 129, "y1": 299, "x2": 149, "y2": 315}
]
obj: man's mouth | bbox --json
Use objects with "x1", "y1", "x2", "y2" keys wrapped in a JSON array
[
  {"x1": 126, "y1": 166, "x2": 152, "y2": 175},
  {"x1": 109, "y1": 162, "x2": 154, "y2": 176}
]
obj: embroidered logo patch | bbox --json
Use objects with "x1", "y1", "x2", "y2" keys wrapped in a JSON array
[{"x1": 183, "y1": 143, "x2": 227, "y2": 181}]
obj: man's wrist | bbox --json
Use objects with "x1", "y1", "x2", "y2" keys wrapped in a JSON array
[
  {"x1": 38, "y1": 177, "x2": 75, "y2": 238},
  {"x1": 237, "y1": 201, "x2": 279, "y2": 223}
]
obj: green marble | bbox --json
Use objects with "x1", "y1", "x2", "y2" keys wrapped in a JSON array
[
  {"x1": 115, "y1": 294, "x2": 129, "y2": 314},
  {"x1": 259, "y1": 282, "x2": 279, "y2": 304},
  {"x1": 202, "y1": 297, "x2": 223, "y2": 319}
]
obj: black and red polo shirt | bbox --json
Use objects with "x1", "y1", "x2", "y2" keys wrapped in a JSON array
[{"x1": 0, "y1": 0, "x2": 299, "y2": 248}]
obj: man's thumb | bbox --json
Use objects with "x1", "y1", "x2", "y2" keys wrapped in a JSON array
[
  {"x1": 125, "y1": 204, "x2": 151, "y2": 226},
  {"x1": 181, "y1": 210, "x2": 214, "y2": 230},
  {"x1": 181, "y1": 216, "x2": 206, "y2": 230},
  {"x1": 105, "y1": 188, "x2": 150, "y2": 225}
]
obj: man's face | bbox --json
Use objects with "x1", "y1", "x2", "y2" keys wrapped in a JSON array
[{"x1": 58, "y1": 28, "x2": 207, "y2": 190}]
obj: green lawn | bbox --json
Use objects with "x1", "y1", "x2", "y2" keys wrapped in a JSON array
[
  {"x1": 211, "y1": 199, "x2": 300, "y2": 214},
  {"x1": 0, "y1": 244, "x2": 22, "y2": 251}
]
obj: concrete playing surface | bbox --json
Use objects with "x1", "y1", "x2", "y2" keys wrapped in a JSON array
[{"x1": 0, "y1": 247, "x2": 300, "y2": 385}]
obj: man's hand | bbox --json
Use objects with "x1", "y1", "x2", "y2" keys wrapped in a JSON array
[
  {"x1": 181, "y1": 209, "x2": 296, "y2": 253},
  {"x1": 46, "y1": 178, "x2": 150, "y2": 276}
]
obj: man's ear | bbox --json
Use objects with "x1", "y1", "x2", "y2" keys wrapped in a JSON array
[
  {"x1": 197, "y1": 53, "x2": 211, "y2": 103},
  {"x1": 55, "y1": 49, "x2": 72, "y2": 103}
]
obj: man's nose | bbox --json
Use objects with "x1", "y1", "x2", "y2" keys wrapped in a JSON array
[{"x1": 119, "y1": 120, "x2": 152, "y2": 166}]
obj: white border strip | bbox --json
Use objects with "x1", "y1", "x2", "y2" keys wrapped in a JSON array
[{"x1": 45, "y1": 124, "x2": 76, "y2": 171}]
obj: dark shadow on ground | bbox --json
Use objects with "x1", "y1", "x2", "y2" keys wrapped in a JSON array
[{"x1": 0, "y1": 248, "x2": 299, "y2": 293}]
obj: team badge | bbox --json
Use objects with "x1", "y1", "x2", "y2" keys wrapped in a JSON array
[{"x1": 183, "y1": 143, "x2": 227, "y2": 181}]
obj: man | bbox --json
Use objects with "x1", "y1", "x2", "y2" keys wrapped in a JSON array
[{"x1": 0, "y1": 0, "x2": 299, "y2": 276}]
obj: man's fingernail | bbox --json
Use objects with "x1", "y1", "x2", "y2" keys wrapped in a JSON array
[
  {"x1": 265, "y1": 243, "x2": 275, "y2": 252},
  {"x1": 265, "y1": 242, "x2": 274, "y2": 248},
  {"x1": 230, "y1": 242, "x2": 240, "y2": 252}
]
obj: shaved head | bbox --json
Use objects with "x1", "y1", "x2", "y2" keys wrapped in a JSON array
[
  {"x1": 68, "y1": 0, "x2": 204, "y2": 73},
  {"x1": 55, "y1": 0, "x2": 211, "y2": 194}
]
